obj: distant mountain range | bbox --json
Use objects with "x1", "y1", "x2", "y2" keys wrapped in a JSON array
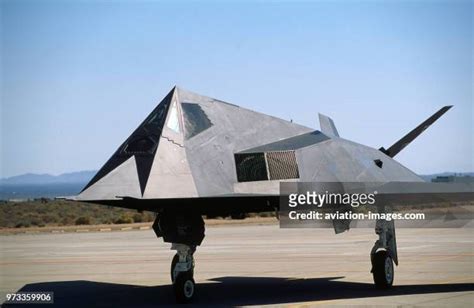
[
  {"x1": 0, "y1": 171, "x2": 97, "y2": 200},
  {"x1": 0, "y1": 170, "x2": 472, "y2": 200},
  {"x1": 0, "y1": 171, "x2": 97, "y2": 185}
]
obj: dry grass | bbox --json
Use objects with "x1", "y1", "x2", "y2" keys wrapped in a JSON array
[{"x1": 0, "y1": 199, "x2": 155, "y2": 229}]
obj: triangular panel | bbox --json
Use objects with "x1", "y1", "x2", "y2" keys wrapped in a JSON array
[
  {"x1": 81, "y1": 87, "x2": 175, "y2": 195},
  {"x1": 77, "y1": 156, "x2": 142, "y2": 200}
]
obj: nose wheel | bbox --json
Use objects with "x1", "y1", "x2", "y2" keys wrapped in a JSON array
[
  {"x1": 153, "y1": 212, "x2": 204, "y2": 303},
  {"x1": 171, "y1": 244, "x2": 196, "y2": 303},
  {"x1": 173, "y1": 271, "x2": 195, "y2": 303}
]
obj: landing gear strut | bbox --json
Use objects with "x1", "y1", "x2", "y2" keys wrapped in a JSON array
[
  {"x1": 371, "y1": 218, "x2": 398, "y2": 289},
  {"x1": 152, "y1": 211, "x2": 205, "y2": 303},
  {"x1": 171, "y1": 244, "x2": 196, "y2": 303}
]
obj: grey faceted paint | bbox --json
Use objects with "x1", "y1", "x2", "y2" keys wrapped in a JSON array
[{"x1": 75, "y1": 87, "x2": 456, "y2": 203}]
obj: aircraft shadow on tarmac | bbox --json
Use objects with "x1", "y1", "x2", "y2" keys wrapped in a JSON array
[{"x1": 8, "y1": 276, "x2": 474, "y2": 307}]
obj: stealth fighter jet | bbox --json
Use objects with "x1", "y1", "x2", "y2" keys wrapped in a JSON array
[{"x1": 73, "y1": 87, "x2": 458, "y2": 303}]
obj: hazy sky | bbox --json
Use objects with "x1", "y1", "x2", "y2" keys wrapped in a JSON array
[{"x1": 1, "y1": 0, "x2": 472, "y2": 178}]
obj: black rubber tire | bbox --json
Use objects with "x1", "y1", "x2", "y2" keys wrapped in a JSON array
[
  {"x1": 174, "y1": 272, "x2": 195, "y2": 304},
  {"x1": 372, "y1": 250, "x2": 394, "y2": 289},
  {"x1": 171, "y1": 254, "x2": 179, "y2": 282}
]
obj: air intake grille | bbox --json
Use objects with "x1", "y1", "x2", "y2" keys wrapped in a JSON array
[
  {"x1": 234, "y1": 151, "x2": 299, "y2": 182},
  {"x1": 234, "y1": 153, "x2": 268, "y2": 182},
  {"x1": 266, "y1": 151, "x2": 299, "y2": 180}
]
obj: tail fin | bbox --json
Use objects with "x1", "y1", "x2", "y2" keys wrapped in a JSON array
[
  {"x1": 380, "y1": 106, "x2": 452, "y2": 158},
  {"x1": 319, "y1": 113, "x2": 340, "y2": 137}
]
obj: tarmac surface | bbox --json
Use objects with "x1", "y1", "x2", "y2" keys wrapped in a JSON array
[{"x1": 1, "y1": 222, "x2": 473, "y2": 307}]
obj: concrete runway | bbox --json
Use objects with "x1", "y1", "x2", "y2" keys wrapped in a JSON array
[{"x1": 1, "y1": 223, "x2": 473, "y2": 306}]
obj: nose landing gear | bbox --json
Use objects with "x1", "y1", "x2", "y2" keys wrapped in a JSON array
[
  {"x1": 171, "y1": 244, "x2": 196, "y2": 303},
  {"x1": 152, "y1": 212, "x2": 204, "y2": 303}
]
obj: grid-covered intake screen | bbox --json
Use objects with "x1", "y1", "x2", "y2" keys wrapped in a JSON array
[
  {"x1": 234, "y1": 153, "x2": 268, "y2": 182},
  {"x1": 235, "y1": 151, "x2": 299, "y2": 182},
  {"x1": 266, "y1": 151, "x2": 299, "y2": 180}
]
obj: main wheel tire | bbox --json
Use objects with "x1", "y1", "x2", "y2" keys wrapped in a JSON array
[
  {"x1": 174, "y1": 272, "x2": 195, "y2": 303},
  {"x1": 372, "y1": 250, "x2": 394, "y2": 289}
]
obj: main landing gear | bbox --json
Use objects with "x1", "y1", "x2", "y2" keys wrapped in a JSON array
[
  {"x1": 153, "y1": 211, "x2": 204, "y2": 303},
  {"x1": 371, "y1": 218, "x2": 398, "y2": 289},
  {"x1": 332, "y1": 203, "x2": 399, "y2": 289},
  {"x1": 153, "y1": 210, "x2": 398, "y2": 303}
]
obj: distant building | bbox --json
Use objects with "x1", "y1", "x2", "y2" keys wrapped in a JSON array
[{"x1": 432, "y1": 175, "x2": 474, "y2": 183}]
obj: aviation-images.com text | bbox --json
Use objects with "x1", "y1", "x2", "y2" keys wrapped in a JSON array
[{"x1": 286, "y1": 191, "x2": 425, "y2": 222}]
